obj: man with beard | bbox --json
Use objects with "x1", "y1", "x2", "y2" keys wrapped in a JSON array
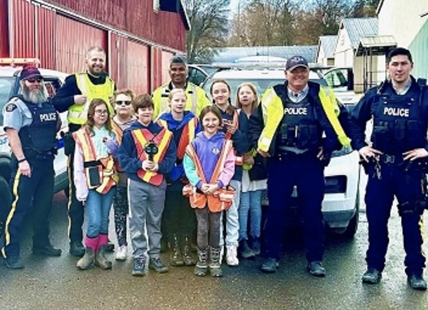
[
  {"x1": 1, "y1": 66, "x2": 62, "y2": 269},
  {"x1": 53, "y1": 46, "x2": 115, "y2": 257},
  {"x1": 152, "y1": 55, "x2": 210, "y2": 119}
]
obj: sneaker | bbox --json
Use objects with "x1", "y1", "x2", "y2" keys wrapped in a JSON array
[
  {"x1": 362, "y1": 267, "x2": 382, "y2": 284},
  {"x1": 408, "y1": 273, "x2": 427, "y2": 291},
  {"x1": 115, "y1": 245, "x2": 127, "y2": 261},
  {"x1": 226, "y1": 245, "x2": 239, "y2": 266},
  {"x1": 219, "y1": 245, "x2": 224, "y2": 265},
  {"x1": 149, "y1": 257, "x2": 169, "y2": 273},
  {"x1": 32, "y1": 244, "x2": 62, "y2": 257},
  {"x1": 132, "y1": 258, "x2": 147, "y2": 276},
  {"x1": 261, "y1": 258, "x2": 278, "y2": 273},
  {"x1": 5, "y1": 256, "x2": 24, "y2": 269},
  {"x1": 307, "y1": 261, "x2": 326, "y2": 277}
]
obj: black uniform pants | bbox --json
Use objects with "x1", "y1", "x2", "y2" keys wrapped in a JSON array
[
  {"x1": 263, "y1": 153, "x2": 325, "y2": 262},
  {"x1": 365, "y1": 163, "x2": 425, "y2": 275},
  {"x1": 3, "y1": 157, "x2": 54, "y2": 258},
  {"x1": 67, "y1": 149, "x2": 84, "y2": 243}
]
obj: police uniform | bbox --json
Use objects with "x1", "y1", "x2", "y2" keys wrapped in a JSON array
[
  {"x1": 52, "y1": 72, "x2": 115, "y2": 255},
  {"x1": 249, "y1": 80, "x2": 349, "y2": 273},
  {"x1": 152, "y1": 81, "x2": 211, "y2": 119},
  {"x1": 349, "y1": 77, "x2": 428, "y2": 279},
  {"x1": 1, "y1": 95, "x2": 59, "y2": 262}
]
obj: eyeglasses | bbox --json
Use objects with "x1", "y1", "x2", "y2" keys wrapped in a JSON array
[
  {"x1": 26, "y1": 78, "x2": 42, "y2": 83},
  {"x1": 94, "y1": 110, "x2": 108, "y2": 115},
  {"x1": 115, "y1": 100, "x2": 132, "y2": 106}
]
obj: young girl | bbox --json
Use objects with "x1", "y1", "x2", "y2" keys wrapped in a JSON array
[
  {"x1": 158, "y1": 89, "x2": 201, "y2": 266},
  {"x1": 235, "y1": 83, "x2": 267, "y2": 258},
  {"x1": 111, "y1": 90, "x2": 136, "y2": 261},
  {"x1": 210, "y1": 80, "x2": 249, "y2": 266},
  {"x1": 73, "y1": 98, "x2": 118, "y2": 270},
  {"x1": 183, "y1": 106, "x2": 235, "y2": 277}
]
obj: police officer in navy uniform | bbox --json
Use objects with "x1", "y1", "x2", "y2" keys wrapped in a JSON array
[
  {"x1": 349, "y1": 48, "x2": 427, "y2": 290},
  {"x1": 249, "y1": 56, "x2": 350, "y2": 276},
  {"x1": 1, "y1": 67, "x2": 62, "y2": 269}
]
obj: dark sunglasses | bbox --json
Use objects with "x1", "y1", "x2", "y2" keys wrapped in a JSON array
[
  {"x1": 26, "y1": 78, "x2": 42, "y2": 83},
  {"x1": 115, "y1": 100, "x2": 132, "y2": 106}
]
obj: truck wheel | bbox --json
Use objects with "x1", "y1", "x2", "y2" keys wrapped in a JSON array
[{"x1": 342, "y1": 192, "x2": 360, "y2": 239}]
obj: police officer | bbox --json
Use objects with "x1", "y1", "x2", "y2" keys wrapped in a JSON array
[
  {"x1": 249, "y1": 55, "x2": 350, "y2": 276},
  {"x1": 349, "y1": 47, "x2": 427, "y2": 291},
  {"x1": 152, "y1": 55, "x2": 210, "y2": 119},
  {"x1": 53, "y1": 46, "x2": 115, "y2": 257},
  {"x1": 1, "y1": 67, "x2": 62, "y2": 269}
]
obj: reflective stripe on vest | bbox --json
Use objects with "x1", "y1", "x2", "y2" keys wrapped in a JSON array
[
  {"x1": 73, "y1": 129, "x2": 117, "y2": 194},
  {"x1": 68, "y1": 73, "x2": 115, "y2": 124},
  {"x1": 158, "y1": 117, "x2": 197, "y2": 160},
  {"x1": 157, "y1": 83, "x2": 199, "y2": 117},
  {"x1": 131, "y1": 127, "x2": 172, "y2": 186}
]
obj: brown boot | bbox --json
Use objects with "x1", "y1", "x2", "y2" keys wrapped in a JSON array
[
  {"x1": 76, "y1": 247, "x2": 95, "y2": 270},
  {"x1": 182, "y1": 236, "x2": 196, "y2": 266},
  {"x1": 95, "y1": 245, "x2": 112, "y2": 270},
  {"x1": 169, "y1": 234, "x2": 184, "y2": 266}
]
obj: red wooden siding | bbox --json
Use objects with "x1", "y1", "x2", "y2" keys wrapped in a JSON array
[
  {"x1": 55, "y1": 15, "x2": 107, "y2": 74},
  {"x1": 0, "y1": 0, "x2": 9, "y2": 57},
  {"x1": 127, "y1": 40, "x2": 149, "y2": 95},
  {"x1": 161, "y1": 50, "x2": 173, "y2": 85},
  {"x1": 108, "y1": 32, "x2": 128, "y2": 90},
  {"x1": 151, "y1": 47, "x2": 163, "y2": 90},
  {"x1": 36, "y1": 5, "x2": 56, "y2": 69},
  {"x1": 11, "y1": 0, "x2": 35, "y2": 57}
]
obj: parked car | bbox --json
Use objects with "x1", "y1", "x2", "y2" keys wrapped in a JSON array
[
  {"x1": 187, "y1": 64, "x2": 223, "y2": 86},
  {"x1": 322, "y1": 66, "x2": 359, "y2": 108},
  {"x1": 0, "y1": 60, "x2": 69, "y2": 207},
  {"x1": 201, "y1": 69, "x2": 361, "y2": 237}
]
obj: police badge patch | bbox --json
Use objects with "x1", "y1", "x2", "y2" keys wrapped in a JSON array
[{"x1": 5, "y1": 103, "x2": 17, "y2": 112}]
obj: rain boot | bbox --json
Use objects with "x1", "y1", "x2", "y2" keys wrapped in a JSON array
[
  {"x1": 209, "y1": 247, "x2": 223, "y2": 277},
  {"x1": 170, "y1": 234, "x2": 184, "y2": 266},
  {"x1": 95, "y1": 234, "x2": 112, "y2": 270},
  {"x1": 76, "y1": 236, "x2": 97, "y2": 270},
  {"x1": 194, "y1": 248, "x2": 208, "y2": 276},
  {"x1": 182, "y1": 235, "x2": 196, "y2": 266},
  {"x1": 239, "y1": 239, "x2": 255, "y2": 259}
]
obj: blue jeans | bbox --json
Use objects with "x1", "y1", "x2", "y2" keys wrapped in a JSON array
[
  {"x1": 85, "y1": 187, "x2": 116, "y2": 238},
  {"x1": 219, "y1": 180, "x2": 241, "y2": 247},
  {"x1": 239, "y1": 190, "x2": 262, "y2": 240}
]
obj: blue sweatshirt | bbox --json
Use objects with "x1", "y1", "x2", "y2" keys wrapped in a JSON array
[{"x1": 117, "y1": 120, "x2": 176, "y2": 183}]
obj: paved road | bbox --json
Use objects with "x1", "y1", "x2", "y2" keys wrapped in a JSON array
[{"x1": 1, "y1": 191, "x2": 428, "y2": 310}]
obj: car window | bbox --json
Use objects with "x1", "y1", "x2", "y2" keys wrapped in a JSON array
[
  {"x1": 188, "y1": 67, "x2": 208, "y2": 86},
  {"x1": 325, "y1": 69, "x2": 348, "y2": 89}
]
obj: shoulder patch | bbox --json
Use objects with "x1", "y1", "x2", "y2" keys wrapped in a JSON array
[{"x1": 5, "y1": 103, "x2": 17, "y2": 112}]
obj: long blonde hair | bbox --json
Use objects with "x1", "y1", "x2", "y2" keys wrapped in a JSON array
[{"x1": 235, "y1": 82, "x2": 259, "y2": 113}]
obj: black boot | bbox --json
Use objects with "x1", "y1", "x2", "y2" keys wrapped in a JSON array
[
  {"x1": 209, "y1": 247, "x2": 223, "y2": 277},
  {"x1": 182, "y1": 235, "x2": 196, "y2": 266},
  {"x1": 169, "y1": 234, "x2": 184, "y2": 266},
  {"x1": 239, "y1": 239, "x2": 255, "y2": 259},
  {"x1": 194, "y1": 248, "x2": 208, "y2": 276},
  {"x1": 250, "y1": 236, "x2": 261, "y2": 256}
]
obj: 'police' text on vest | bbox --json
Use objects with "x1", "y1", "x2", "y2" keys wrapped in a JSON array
[
  {"x1": 383, "y1": 107, "x2": 410, "y2": 117},
  {"x1": 284, "y1": 107, "x2": 308, "y2": 115}
]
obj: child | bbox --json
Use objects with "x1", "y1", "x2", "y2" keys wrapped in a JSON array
[
  {"x1": 183, "y1": 105, "x2": 235, "y2": 277},
  {"x1": 118, "y1": 94, "x2": 176, "y2": 276},
  {"x1": 158, "y1": 89, "x2": 201, "y2": 266},
  {"x1": 210, "y1": 80, "x2": 249, "y2": 266},
  {"x1": 235, "y1": 83, "x2": 267, "y2": 258},
  {"x1": 111, "y1": 90, "x2": 136, "y2": 261},
  {"x1": 73, "y1": 98, "x2": 119, "y2": 270}
]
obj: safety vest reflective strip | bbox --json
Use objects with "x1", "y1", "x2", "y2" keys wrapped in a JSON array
[
  {"x1": 68, "y1": 73, "x2": 114, "y2": 124},
  {"x1": 318, "y1": 87, "x2": 351, "y2": 147},
  {"x1": 177, "y1": 117, "x2": 197, "y2": 159},
  {"x1": 131, "y1": 128, "x2": 172, "y2": 185},
  {"x1": 157, "y1": 84, "x2": 199, "y2": 117},
  {"x1": 111, "y1": 120, "x2": 123, "y2": 145},
  {"x1": 73, "y1": 129, "x2": 117, "y2": 194}
]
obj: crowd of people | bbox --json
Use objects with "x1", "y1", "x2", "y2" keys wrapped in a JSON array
[{"x1": 0, "y1": 46, "x2": 427, "y2": 291}]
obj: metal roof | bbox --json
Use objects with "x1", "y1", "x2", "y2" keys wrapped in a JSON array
[
  {"x1": 355, "y1": 35, "x2": 397, "y2": 56},
  {"x1": 211, "y1": 45, "x2": 318, "y2": 63},
  {"x1": 318, "y1": 35, "x2": 337, "y2": 58},
  {"x1": 341, "y1": 18, "x2": 378, "y2": 49}
]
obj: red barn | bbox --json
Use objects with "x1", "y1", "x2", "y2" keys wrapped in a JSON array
[{"x1": 0, "y1": 0, "x2": 189, "y2": 94}]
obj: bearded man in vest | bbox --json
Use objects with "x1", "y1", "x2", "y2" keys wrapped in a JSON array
[
  {"x1": 152, "y1": 55, "x2": 210, "y2": 119},
  {"x1": 249, "y1": 55, "x2": 351, "y2": 276},
  {"x1": 53, "y1": 46, "x2": 115, "y2": 257}
]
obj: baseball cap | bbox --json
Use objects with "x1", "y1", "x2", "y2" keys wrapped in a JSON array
[
  {"x1": 285, "y1": 55, "x2": 309, "y2": 71},
  {"x1": 20, "y1": 66, "x2": 43, "y2": 81}
]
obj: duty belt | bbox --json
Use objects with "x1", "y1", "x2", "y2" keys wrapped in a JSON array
[{"x1": 379, "y1": 154, "x2": 403, "y2": 164}]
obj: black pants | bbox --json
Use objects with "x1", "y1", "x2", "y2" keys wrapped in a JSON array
[
  {"x1": 195, "y1": 207, "x2": 221, "y2": 249},
  {"x1": 113, "y1": 185, "x2": 128, "y2": 247},
  {"x1": 3, "y1": 157, "x2": 54, "y2": 257},
  {"x1": 164, "y1": 186, "x2": 196, "y2": 246},
  {"x1": 67, "y1": 148, "x2": 84, "y2": 244}
]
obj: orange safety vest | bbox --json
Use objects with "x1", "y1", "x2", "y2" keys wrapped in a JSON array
[
  {"x1": 158, "y1": 117, "x2": 198, "y2": 160},
  {"x1": 224, "y1": 110, "x2": 243, "y2": 166},
  {"x1": 182, "y1": 140, "x2": 236, "y2": 213},
  {"x1": 73, "y1": 129, "x2": 118, "y2": 194},
  {"x1": 131, "y1": 126, "x2": 173, "y2": 186}
]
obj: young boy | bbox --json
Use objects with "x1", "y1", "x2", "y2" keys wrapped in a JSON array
[{"x1": 118, "y1": 94, "x2": 176, "y2": 276}]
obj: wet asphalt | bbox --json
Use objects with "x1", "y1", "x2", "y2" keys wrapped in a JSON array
[{"x1": 1, "y1": 187, "x2": 428, "y2": 310}]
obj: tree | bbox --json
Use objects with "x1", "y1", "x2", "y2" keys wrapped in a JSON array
[
  {"x1": 351, "y1": 0, "x2": 381, "y2": 17},
  {"x1": 184, "y1": 0, "x2": 231, "y2": 63}
]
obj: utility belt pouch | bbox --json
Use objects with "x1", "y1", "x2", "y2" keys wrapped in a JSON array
[
  {"x1": 394, "y1": 119, "x2": 406, "y2": 148},
  {"x1": 372, "y1": 122, "x2": 389, "y2": 151},
  {"x1": 296, "y1": 125, "x2": 309, "y2": 149},
  {"x1": 61, "y1": 132, "x2": 75, "y2": 156},
  {"x1": 286, "y1": 125, "x2": 296, "y2": 146}
]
